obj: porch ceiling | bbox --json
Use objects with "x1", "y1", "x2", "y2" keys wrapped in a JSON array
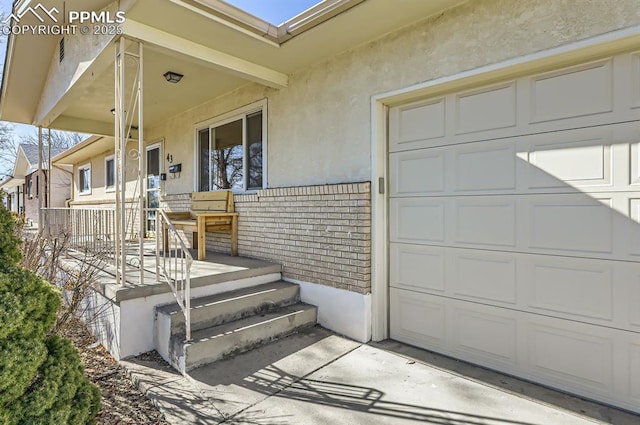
[{"x1": 56, "y1": 47, "x2": 247, "y2": 135}]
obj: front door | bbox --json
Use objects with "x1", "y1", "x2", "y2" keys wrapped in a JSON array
[{"x1": 146, "y1": 144, "x2": 161, "y2": 236}]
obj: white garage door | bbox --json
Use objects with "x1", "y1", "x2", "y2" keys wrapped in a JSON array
[{"x1": 389, "y1": 53, "x2": 640, "y2": 413}]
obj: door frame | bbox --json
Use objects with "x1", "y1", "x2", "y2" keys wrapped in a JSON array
[
  {"x1": 145, "y1": 140, "x2": 163, "y2": 235},
  {"x1": 369, "y1": 25, "x2": 640, "y2": 342}
]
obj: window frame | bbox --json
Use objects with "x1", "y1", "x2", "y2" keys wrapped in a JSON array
[
  {"x1": 27, "y1": 177, "x2": 33, "y2": 198},
  {"x1": 193, "y1": 99, "x2": 267, "y2": 193},
  {"x1": 105, "y1": 154, "x2": 115, "y2": 192},
  {"x1": 78, "y1": 163, "x2": 92, "y2": 196}
]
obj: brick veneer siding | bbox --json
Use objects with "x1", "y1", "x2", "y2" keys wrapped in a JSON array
[{"x1": 160, "y1": 182, "x2": 372, "y2": 294}]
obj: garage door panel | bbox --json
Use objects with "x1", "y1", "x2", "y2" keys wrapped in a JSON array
[
  {"x1": 391, "y1": 124, "x2": 634, "y2": 198},
  {"x1": 629, "y1": 271, "x2": 640, "y2": 327},
  {"x1": 391, "y1": 246, "x2": 631, "y2": 328},
  {"x1": 625, "y1": 140, "x2": 640, "y2": 187},
  {"x1": 389, "y1": 149, "x2": 445, "y2": 196},
  {"x1": 631, "y1": 344, "x2": 640, "y2": 402},
  {"x1": 390, "y1": 198, "x2": 445, "y2": 244},
  {"x1": 527, "y1": 196, "x2": 614, "y2": 254},
  {"x1": 389, "y1": 98, "x2": 446, "y2": 152},
  {"x1": 390, "y1": 243, "x2": 445, "y2": 293},
  {"x1": 529, "y1": 59, "x2": 614, "y2": 124},
  {"x1": 628, "y1": 51, "x2": 640, "y2": 109},
  {"x1": 454, "y1": 142, "x2": 516, "y2": 191},
  {"x1": 455, "y1": 81, "x2": 517, "y2": 134},
  {"x1": 527, "y1": 261, "x2": 613, "y2": 321},
  {"x1": 454, "y1": 198, "x2": 516, "y2": 247},
  {"x1": 527, "y1": 128, "x2": 613, "y2": 189},
  {"x1": 451, "y1": 307, "x2": 517, "y2": 367},
  {"x1": 527, "y1": 323, "x2": 614, "y2": 393},
  {"x1": 453, "y1": 252, "x2": 517, "y2": 305},
  {"x1": 625, "y1": 198, "x2": 640, "y2": 258},
  {"x1": 390, "y1": 289, "x2": 446, "y2": 350}
]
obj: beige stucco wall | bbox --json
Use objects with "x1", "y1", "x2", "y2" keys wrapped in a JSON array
[
  {"x1": 70, "y1": 140, "x2": 142, "y2": 205},
  {"x1": 37, "y1": 2, "x2": 118, "y2": 124},
  {"x1": 146, "y1": 0, "x2": 640, "y2": 191}
]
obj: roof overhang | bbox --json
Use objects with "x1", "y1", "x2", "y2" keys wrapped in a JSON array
[
  {"x1": 52, "y1": 135, "x2": 115, "y2": 165},
  {"x1": 0, "y1": 177, "x2": 25, "y2": 190},
  {"x1": 1, "y1": 0, "x2": 465, "y2": 134}
]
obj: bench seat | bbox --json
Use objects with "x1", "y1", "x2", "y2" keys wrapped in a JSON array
[{"x1": 163, "y1": 191, "x2": 238, "y2": 260}]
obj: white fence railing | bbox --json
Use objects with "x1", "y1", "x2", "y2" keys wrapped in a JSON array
[
  {"x1": 42, "y1": 207, "x2": 193, "y2": 340},
  {"x1": 41, "y1": 207, "x2": 116, "y2": 256},
  {"x1": 156, "y1": 209, "x2": 193, "y2": 341}
]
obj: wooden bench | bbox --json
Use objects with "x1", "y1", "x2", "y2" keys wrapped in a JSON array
[{"x1": 164, "y1": 191, "x2": 238, "y2": 260}]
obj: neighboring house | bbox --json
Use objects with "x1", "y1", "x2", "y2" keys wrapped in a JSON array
[
  {"x1": 2, "y1": 0, "x2": 640, "y2": 414},
  {"x1": 51, "y1": 135, "x2": 144, "y2": 236},
  {"x1": 0, "y1": 144, "x2": 70, "y2": 227},
  {"x1": 0, "y1": 176, "x2": 23, "y2": 215}
]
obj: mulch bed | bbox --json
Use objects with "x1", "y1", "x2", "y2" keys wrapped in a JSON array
[{"x1": 62, "y1": 317, "x2": 170, "y2": 425}]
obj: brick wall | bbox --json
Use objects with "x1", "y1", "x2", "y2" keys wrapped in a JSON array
[{"x1": 161, "y1": 182, "x2": 372, "y2": 294}]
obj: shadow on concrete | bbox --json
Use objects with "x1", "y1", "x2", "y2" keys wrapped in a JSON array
[
  {"x1": 370, "y1": 340, "x2": 639, "y2": 425},
  {"x1": 125, "y1": 328, "x2": 638, "y2": 424},
  {"x1": 189, "y1": 328, "x2": 552, "y2": 425},
  {"x1": 236, "y1": 364, "x2": 544, "y2": 425}
]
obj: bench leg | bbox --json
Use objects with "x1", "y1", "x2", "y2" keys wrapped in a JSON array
[
  {"x1": 197, "y1": 218, "x2": 206, "y2": 261},
  {"x1": 230, "y1": 216, "x2": 238, "y2": 256}
]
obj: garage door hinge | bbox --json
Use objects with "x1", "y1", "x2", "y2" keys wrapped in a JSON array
[{"x1": 378, "y1": 177, "x2": 385, "y2": 194}]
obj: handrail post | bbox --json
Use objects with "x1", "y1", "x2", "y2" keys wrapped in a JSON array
[
  {"x1": 156, "y1": 213, "x2": 160, "y2": 281},
  {"x1": 155, "y1": 209, "x2": 193, "y2": 342}
]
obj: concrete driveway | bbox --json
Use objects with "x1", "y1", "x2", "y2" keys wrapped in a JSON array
[{"x1": 122, "y1": 327, "x2": 638, "y2": 424}]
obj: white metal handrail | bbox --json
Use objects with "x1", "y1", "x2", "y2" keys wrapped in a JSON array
[{"x1": 156, "y1": 209, "x2": 193, "y2": 341}]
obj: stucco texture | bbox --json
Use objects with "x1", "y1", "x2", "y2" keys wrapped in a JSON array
[{"x1": 147, "y1": 0, "x2": 640, "y2": 190}]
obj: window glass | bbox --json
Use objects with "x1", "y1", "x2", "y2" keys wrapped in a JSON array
[
  {"x1": 198, "y1": 129, "x2": 210, "y2": 192},
  {"x1": 197, "y1": 107, "x2": 264, "y2": 192},
  {"x1": 79, "y1": 166, "x2": 90, "y2": 193},
  {"x1": 246, "y1": 111, "x2": 263, "y2": 190},
  {"x1": 211, "y1": 119, "x2": 243, "y2": 190},
  {"x1": 106, "y1": 158, "x2": 115, "y2": 188}
]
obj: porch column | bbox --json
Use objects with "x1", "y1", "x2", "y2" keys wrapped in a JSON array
[
  {"x1": 114, "y1": 37, "x2": 145, "y2": 286},
  {"x1": 114, "y1": 38, "x2": 126, "y2": 284},
  {"x1": 137, "y1": 42, "x2": 145, "y2": 280},
  {"x1": 37, "y1": 126, "x2": 42, "y2": 230}
]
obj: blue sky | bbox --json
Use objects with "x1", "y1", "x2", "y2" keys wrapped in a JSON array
[{"x1": 225, "y1": 0, "x2": 320, "y2": 25}]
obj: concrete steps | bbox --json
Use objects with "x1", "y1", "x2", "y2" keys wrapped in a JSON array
[{"x1": 155, "y1": 281, "x2": 317, "y2": 372}]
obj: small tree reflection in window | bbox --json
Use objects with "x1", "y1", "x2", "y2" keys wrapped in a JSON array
[{"x1": 211, "y1": 119, "x2": 243, "y2": 190}]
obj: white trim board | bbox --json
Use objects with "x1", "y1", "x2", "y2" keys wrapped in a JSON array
[{"x1": 369, "y1": 25, "x2": 640, "y2": 342}]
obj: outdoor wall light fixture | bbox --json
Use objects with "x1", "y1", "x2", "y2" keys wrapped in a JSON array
[{"x1": 163, "y1": 71, "x2": 183, "y2": 83}]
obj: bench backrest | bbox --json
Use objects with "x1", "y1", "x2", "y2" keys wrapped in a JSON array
[{"x1": 191, "y1": 191, "x2": 234, "y2": 216}]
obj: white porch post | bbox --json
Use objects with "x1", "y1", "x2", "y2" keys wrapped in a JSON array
[
  {"x1": 114, "y1": 37, "x2": 145, "y2": 286},
  {"x1": 114, "y1": 38, "x2": 126, "y2": 285},
  {"x1": 47, "y1": 128, "x2": 51, "y2": 210},
  {"x1": 137, "y1": 42, "x2": 145, "y2": 282},
  {"x1": 37, "y1": 126, "x2": 42, "y2": 230}
]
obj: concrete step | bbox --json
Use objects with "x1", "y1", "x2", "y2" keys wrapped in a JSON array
[
  {"x1": 176, "y1": 303, "x2": 318, "y2": 372},
  {"x1": 157, "y1": 281, "x2": 300, "y2": 335}
]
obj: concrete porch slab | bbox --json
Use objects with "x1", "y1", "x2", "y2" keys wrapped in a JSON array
[
  {"x1": 121, "y1": 328, "x2": 639, "y2": 425},
  {"x1": 66, "y1": 249, "x2": 280, "y2": 302}
]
